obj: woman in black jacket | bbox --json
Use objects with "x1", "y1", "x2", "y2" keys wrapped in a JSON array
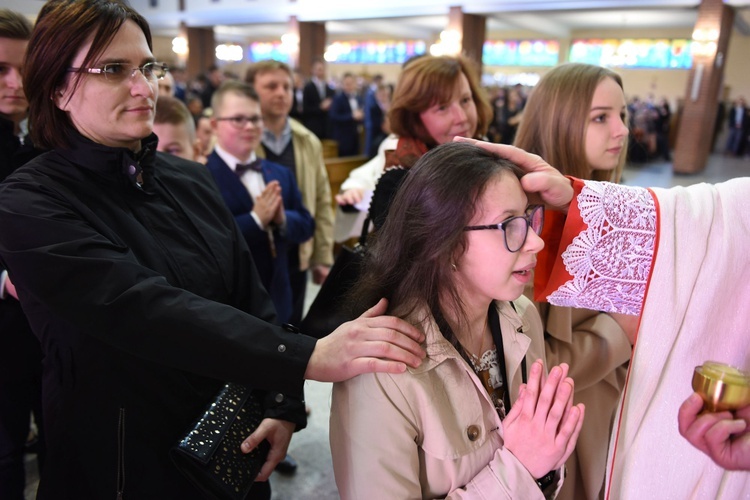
[{"x1": 0, "y1": 1, "x2": 424, "y2": 498}]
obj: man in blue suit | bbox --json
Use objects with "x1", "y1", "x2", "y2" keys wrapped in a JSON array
[{"x1": 206, "y1": 81, "x2": 314, "y2": 325}]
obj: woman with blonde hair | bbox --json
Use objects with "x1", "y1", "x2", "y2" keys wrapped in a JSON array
[
  {"x1": 514, "y1": 62, "x2": 636, "y2": 500},
  {"x1": 515, "y1": 63, "x2": 627, "y2": 182}
]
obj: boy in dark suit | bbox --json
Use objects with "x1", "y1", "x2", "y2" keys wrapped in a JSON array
[{"x1": 206, "y1": 81, "x2": 314, "y2": 324}]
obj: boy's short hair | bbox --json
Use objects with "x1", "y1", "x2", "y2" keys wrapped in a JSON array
[
  {"x1": 0, "y1": 9, "x2": 33, "y2": 40},
  {"x1": 211, "y1": 81, "x2": 259, "y2": 114},
  {"x1": 155, "y1": 96, "x2": 195, "y2": 140}
]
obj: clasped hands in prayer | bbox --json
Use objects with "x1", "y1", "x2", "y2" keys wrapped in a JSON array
[
  {"x1": 504, "y1": 359, "x2": 585, "y2": 479},
  {"x1": 253, "y1": 180, "x2": 285, "y2": 228}
]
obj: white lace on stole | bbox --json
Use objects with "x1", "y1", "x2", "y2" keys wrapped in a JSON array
[{"x1": 547, "y1": 181, "x2": 656, "y2": 315}]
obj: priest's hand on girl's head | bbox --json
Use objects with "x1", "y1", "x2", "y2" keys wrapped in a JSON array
[
  {"x1": 502, "y1": 359, "x2": 585, "y2": 479},
  {"x1": 453, "y1": 137, "x2": 575, "y2": 212}
]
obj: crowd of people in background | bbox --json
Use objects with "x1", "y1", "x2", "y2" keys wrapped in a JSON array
[{"x1": 155, "y1": 57, "x2": 750, "y2": 169}]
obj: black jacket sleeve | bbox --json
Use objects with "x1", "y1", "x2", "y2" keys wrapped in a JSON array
[{"x1": 0, "y1": 157, "x2": 317, "y2": 399}]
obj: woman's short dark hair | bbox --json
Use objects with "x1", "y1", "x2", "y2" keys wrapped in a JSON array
[
  {"x1": 352, "y1": 142, "x2": 523, "y2": 340},
  {"x1": 388, "y1": 55, "x2": 492, "y2": 147},
  {"x1": 25, "y1": 0, "x2": 153, "y2": 149}
]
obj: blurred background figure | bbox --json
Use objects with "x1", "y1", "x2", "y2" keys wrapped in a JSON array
[
  {"x1": 157, "y1": 68, "x2": 175, "y2": 98},
  {"x1": 0, "y1": 9, "x2": 45, "y2": 500},
  {"x1": 724, "y1": 97, "x2": 749, "y2": 157},
  {"x1": 199, "y1": 64, "x2": 225, "y2": 108},
  {"x1": 487, "y1": 86, "x2": 507, "y2": 143},
  {"x1": 290, "y1": 69, "x2": 305, "y2": 122},
  {"x1": 169, "y1": 66, "x2": 187, "y2": 102},
  {"x1": 364, "y1": 81, "x2": 391, "y2": 158},
  {"x1": 153, "y1": 95, "x2": 203, "y2": 162},
  {"x1": 302, "y1": 58, "x2": 334, "y2": 140},
  {"x1": 195, "y1": 108, "x2": 214, "y2": 163},
  {"x1": 654, "y1": 96, "x2": 672, "y2": 161},
  {"x1": 500, "y1": 86, "x2": 525, "y2": 145},
  {"x1": 185, "y1": 93, "x2": 204, "y2": 123},
  {"x1": 328, "y1": 72, "x2": 363, "y2": 156}
]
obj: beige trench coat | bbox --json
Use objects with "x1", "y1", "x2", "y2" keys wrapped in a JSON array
[
  {"x1": 541, "y1": 304, "x2": 630, "y2": 500},
  {"x1": 330, "y1": 297, "x2": 563, "y2": 499}
]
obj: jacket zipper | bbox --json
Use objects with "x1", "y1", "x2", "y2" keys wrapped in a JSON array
[{"x1": 116, "y1": 407, "x2": 125, "y2": 499}]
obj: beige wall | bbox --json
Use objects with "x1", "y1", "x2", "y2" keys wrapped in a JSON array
[
  {"x1": 721, "y1": 26, "x2": 750, "y2": 100},
  {"x1": 153, "y1": 36, "x2": 176, "y2": 67}
]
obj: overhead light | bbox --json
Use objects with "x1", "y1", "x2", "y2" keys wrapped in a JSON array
[
  {"x1": 172, "y1": 36, "x2": 188, "y2": 56},
  {"x1": 430, "y1": 29, "x2": 461, "y2": 56},
  {"x1": 216, "y1": 43, "x2": 243, "y2": 62},
  {"x1": 691, "y1": 27, "x2": 719, "y2": 58}
]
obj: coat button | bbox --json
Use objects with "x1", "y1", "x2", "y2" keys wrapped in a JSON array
[
  {"x1": 466, "y1": 425, "x2": 481, "y2": 441},
  {"x1": 277, "y1": 344, "x2": 287, "y2": 353},
  {"x1": 275, "y1": 393, "x2": 285, "y2": 403}
]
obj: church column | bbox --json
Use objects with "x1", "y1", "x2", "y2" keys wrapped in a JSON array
[
  {"x1": 186, "y1": 27, "x2": 216, "y2": 79},
  {"x1": 672, "y1": 0, "x2": 734, "y2": 173},
  {"x1": 449, "y1": 6, "x2": 486, "y2": 71},
  {"x1": 298, "y1": 21, "x2": 327, "y2": 77}
]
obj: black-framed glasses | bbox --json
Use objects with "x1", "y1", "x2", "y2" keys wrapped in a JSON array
[
  {"x1": 67, "y1": 62, "x2": 169, "y2": 83},
  {"x1": 464, "y1": 205, "x2": 544, "y2": 252},
  {"x1": 215, "y1": 115, "x2": 263, "y2": 129}
]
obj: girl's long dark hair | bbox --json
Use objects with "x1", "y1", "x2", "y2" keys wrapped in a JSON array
[{"x1": 350, "y1": 142, "x2": 523, "y2": 343}]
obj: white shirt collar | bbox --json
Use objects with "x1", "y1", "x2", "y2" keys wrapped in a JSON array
[{"x1": 214, "y1": 144, "x2": 256, "y2": 173}]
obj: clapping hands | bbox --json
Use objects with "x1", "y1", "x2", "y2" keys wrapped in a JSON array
[{"x1": 503, "y1": 359, "x2": 585, "y2": 479}]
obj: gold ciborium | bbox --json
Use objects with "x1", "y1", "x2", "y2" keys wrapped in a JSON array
[{"x1": 692, "y1": 361, "x2": 750, "y2": 412}]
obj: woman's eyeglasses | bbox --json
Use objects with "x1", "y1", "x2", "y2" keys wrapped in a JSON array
[
  {"x1": 464, "y1": 205, "x2": 544, "y2": 253},
  {"x1": 67, "y1": 62, "x2": 169, "y2": 83}
]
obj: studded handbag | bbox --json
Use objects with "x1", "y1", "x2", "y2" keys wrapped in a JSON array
[{"x1": 171, "y1": 383, "x2": 269, "y2": 500}]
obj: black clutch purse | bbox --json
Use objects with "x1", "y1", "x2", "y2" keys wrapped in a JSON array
[
  {"x1": 170, "y1": 383, "x2": 269, "y2": 500},
  {"x1": 301, "y1": 217, "x2": 370, "y2": 339}
]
